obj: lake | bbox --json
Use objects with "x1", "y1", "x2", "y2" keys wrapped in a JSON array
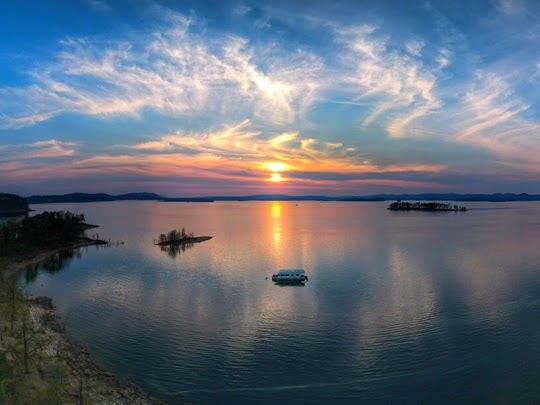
[{"x1": 24, "y1": 201, "x2": 540, "y2": 403}]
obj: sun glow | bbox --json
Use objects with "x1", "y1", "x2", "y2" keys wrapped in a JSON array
[
  {"x1": 270, "y1": 173, "x2": 284, "y2": 182},
  {"x1": 264, "y1": 161, "x2": 289, "y2": 183},
  {"x1": 265, "y1": 162, "x2": 289, "y2": 172}
]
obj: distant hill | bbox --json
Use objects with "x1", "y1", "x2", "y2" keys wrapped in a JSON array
[
  {"x1": 362, "y1": 193, "x2": 540, "y2": 202},
  {"x1": 23, "y1": 192, "x2": 540, "y2": 204},
  {"x1": 27, "y1": 192, "x2": 214, "y2": 204},
  {"x1": 27, "y1": 192, "x2": 163, "y2": 204},
  {"x1": 0, "y1": 193, "x2": 31, "y2": 216},
  {"x1": 161, "y1": 197, "x2": 215, "y2": 202},
  {"x1": 114, "y1": 192, "x2": 165, "y2": 201}
]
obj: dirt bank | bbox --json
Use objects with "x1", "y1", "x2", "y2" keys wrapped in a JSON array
[{"x1": 28, "y1": 296, "x2": 160, "y2": 404}]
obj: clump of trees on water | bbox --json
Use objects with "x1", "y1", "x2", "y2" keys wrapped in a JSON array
[
  {"x1": 156, "y1": 228, "x2": 195, "y2": 245},
  {"x1": 0, "y1": 211, "x2": 87, "y2": 255},
  {"x1": 387, "y1": 201, "x2": 467, "y2": 211}
]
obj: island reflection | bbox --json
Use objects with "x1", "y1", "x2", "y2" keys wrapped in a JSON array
[
  {"x1": 158, "y1": 241, "x2": 195, "y2": 258},
  {"x1": 22, "y1": 244, "x2": 111, "y2": 283}
]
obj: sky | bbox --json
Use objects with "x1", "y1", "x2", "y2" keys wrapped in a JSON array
[{"x1": 1, "y1": 0, "x2": 540, "y2": 197}]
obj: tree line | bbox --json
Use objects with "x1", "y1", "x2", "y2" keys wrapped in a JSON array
[
  {"x1": 0, "y1": 211, "x2": 87, "y2": 254},
  {"x1": 156, "y1": 228, "x2": 195, "y2": 245},
  {"x1": 387, "y1": 201, "x2": 467, "y2": 211}
]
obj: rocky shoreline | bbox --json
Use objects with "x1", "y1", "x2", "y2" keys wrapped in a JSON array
[
  {"x1": 28, "y1": 296, "x2": 160, "y2": 404},
  {"x1": 1, "y1": 240, "x2": 161, "y2": 404}
]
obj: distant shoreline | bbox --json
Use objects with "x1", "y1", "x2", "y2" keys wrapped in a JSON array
[{"x1": 23, "y1": 192, "x2": 540, "y2": 204}]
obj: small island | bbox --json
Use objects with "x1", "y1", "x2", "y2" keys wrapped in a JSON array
[
  {"x1": 387, "y1": 201, "x2": 467, "y2": 212},
  {"x1": 155, "y1": 228, "x2": 212, "y2": 246}
]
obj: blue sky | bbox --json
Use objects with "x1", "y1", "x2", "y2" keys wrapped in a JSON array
[{"x1": 1, "y1": 0, "x2": 540, "y2": 196}]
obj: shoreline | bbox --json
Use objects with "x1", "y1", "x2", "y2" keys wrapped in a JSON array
[{"x1": 1, "y1": 239, "x2": 161, "y2": 404}]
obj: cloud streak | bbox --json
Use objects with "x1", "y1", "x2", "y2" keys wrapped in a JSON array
[
  {"x1": 336, "y1": 25, "x2": 442, "y2": 138},
  {"x1": 0, "y1": 139, "x2": 77, "y2": 162}
]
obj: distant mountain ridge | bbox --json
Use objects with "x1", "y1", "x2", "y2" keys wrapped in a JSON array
[
  {"x1": 27, "y1": 192, "x2": 164, "y2": 204},
  {"x1": 25, "y1": 192, "x2": 540, "y2": 204}
]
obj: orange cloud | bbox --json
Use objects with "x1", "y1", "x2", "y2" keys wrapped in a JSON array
[
  {"x1": 1, "y1": 122, "x2": 450, "y2": 195},
  {"x1": 128, "y1": 121, "x2": 446, "y2": 180}
]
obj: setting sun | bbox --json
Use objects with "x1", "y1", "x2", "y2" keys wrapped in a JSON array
[
  {"x1": 264, "y1": 161, "x2": 289, "y2": 183},
  {"x1": 270, "y1": 173, "x2": 284, "y2": 182}
]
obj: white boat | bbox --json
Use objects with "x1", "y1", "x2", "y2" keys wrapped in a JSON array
[{"x1": 271, "y1": 269, "x2": 308, "y2": 283}]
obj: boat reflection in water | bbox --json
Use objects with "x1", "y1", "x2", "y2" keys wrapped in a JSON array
[
  {"x1": 271, "y1": 269, "x2": 308, "y2": 285},
  {"x1": 275, "y1": 282, "x2": 306, "y2": 287}
]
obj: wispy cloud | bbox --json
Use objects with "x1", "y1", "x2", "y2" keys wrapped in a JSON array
[
  {"x1": 496, "y1": 0, "x2": 527, "y2": 17},
  {"x1": 0, "y1": 111, "x2": 58, "y2": 130},
  {"x1": 336, "y1": 25, "x2": 442, "y2": 138},
  {"x1": 0, "y1": 12, "x2": 324, "y2": 129},
  {"x1": 436, "y1": 49, "x2": 452, "y2": 69},
  {"x1": 87, "y1": 0, "x2": 112, "y2": 12},
  {"x1": 406, "y1": 40, "x2": 424, "y2": 56},
  {"x1": 129, "y1": 120, "x2": 364, "y2": 175},
  {"x1": 453, "y1": 71, "x2": 540, "y2": 164},
  {"x1": 126, "y1": 121, "x2": 448, "y2": 186},
  {"x1": 232, "y1": 4, "x2": 252, "y2": 17},
  {"x1": 30, "y1": 140, "x2": 77, "y2": 158},
  {"x1": 0, "y1": 139, "x2": 77, "y2": 162}
]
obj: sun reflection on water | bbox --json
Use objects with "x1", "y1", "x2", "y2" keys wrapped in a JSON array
[{"x1": 271, "y1": 202, "x2": 282, "y2": 246}]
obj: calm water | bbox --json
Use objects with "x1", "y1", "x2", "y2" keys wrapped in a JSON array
[{"x1": 24, "y1": 201, "x2": 540, "y2": 403}]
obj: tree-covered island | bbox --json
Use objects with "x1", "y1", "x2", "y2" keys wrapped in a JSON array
[
  {"x1": 155, "y1": 228, "x2": 212, "y2": 246},
  {"x1": 387, "y1": 201, "x2": 467, "y2": 211}
]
